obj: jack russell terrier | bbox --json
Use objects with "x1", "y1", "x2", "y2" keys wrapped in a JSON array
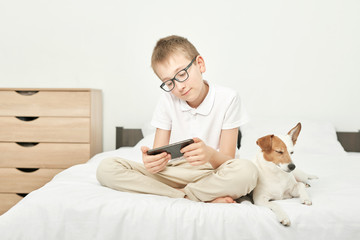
[{"x1": 252, "y1": 122, "x2": 318, "y2": 226}]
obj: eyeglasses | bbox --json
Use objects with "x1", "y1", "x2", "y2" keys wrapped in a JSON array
[{"x1": 160, "y1": 56, "x2": 197, "y2": 92}]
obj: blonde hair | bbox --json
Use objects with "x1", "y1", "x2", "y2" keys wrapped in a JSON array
[{"x1": 151, "y1": 35, "x2": 200, "y2": 70}]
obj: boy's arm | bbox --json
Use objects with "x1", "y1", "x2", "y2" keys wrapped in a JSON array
[
  {"x1": 153, "y1": 128, "x2": 171, "y2": 148},
  {"x1": 218, "y1": 128, "x2": 238, "y2": 159},
  {"x1": 209, "y1": 128, "x2": 238, "y2": 168}
]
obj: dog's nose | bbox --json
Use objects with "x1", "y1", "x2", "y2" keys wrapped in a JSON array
[{"x1": 288, "y1": 163, "x2": 296, "y2": 171}]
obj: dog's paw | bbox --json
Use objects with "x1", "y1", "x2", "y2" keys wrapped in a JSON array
[
  {"x1": 301, "y1": 199, "x2": 312, "y2": 205},
  {"x1": 276, "y1": 213, "x2": 291, "y2": 226},
  {"x1": 279, "y1": 217, "x2": 291, "y2": 226},
  {"x1": 308, "y1": 174, "x2": 318, "y2": 180}
]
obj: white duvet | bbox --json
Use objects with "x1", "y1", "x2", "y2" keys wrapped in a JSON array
[{"x1": 1, "y1": 145, "x2": 360, "y2": 240}]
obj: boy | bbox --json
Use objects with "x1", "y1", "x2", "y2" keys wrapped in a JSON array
[{"x1": 97, "y1": 35, "x2": 258, "y2": 203}]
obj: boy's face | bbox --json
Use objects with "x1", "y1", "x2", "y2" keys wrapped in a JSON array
[{"x1": 154, "y1": 53, "x2": 207, "y2": 107}]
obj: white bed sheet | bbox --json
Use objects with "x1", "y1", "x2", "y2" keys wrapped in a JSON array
[{"x1": 1, "y1": 148, "x2": 360, "y2": 240}]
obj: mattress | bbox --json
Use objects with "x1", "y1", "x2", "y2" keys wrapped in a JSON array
[{"x1": 1, "y1": 144, "x2": 360, "y2": 240}]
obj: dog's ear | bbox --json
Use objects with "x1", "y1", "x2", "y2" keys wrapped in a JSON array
[
  {"x1": 256, "y1": 135, "x2": 274, "y2": 152},
  {"x1": 288, "y1": 122, "x2": 301, "y2": 145}
]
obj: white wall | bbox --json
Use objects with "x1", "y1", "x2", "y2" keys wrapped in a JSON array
[{"x1": 1, "y1": 0, "x2": 359, "y2": 151}]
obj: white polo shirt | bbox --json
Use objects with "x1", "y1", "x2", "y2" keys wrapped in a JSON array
[{"x1": 151, "y1": 81, "x2": 249, "y2": 150}]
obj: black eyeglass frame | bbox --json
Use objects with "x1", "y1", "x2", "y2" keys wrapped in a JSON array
[{"x1": 160, "y1": 56, "x2": 197, "y2": 92}]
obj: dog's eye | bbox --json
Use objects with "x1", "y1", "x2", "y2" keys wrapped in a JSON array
[
  {"x1": 290, "y1": 151, "x2": 294, "y2": 155},
  {"x1": 275, "y1": 150, "x2": 283, "y2": 154}
]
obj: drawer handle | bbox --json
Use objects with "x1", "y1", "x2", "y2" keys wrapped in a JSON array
[
  {"x1": 16, "y1": 142, "x2": 39, "y2": 147},
  {"x1": 16, "y1": 193, "x2": 28, "y2": 198},
  {"x1": 15, "y1": 91, "x2": 39, "y2": 96},
  {"x1": 15, "y1": 116, "x2": 39, "y2": 121},
  {"x1": 16, "y1": 168, "x2": 39, "y2": 173}
]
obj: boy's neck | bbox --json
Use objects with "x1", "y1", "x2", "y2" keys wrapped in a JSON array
[{"x1": 187, "y1": 81, "x2": 209, "y2": 109}]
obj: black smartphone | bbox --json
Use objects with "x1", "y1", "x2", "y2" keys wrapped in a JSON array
[{"x1": 147, "y1": 139, "x2": 195, "y2": 159}]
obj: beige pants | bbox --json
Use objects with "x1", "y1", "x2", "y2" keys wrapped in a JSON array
[{"x1": 96, "y1": 157, "x2": 258, "y2": 202}]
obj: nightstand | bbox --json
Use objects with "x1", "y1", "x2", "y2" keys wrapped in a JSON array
[{"x1": 0, "y1": 88, "x2": 102, "y2": 214}]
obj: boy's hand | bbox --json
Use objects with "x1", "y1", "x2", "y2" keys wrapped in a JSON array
[
  {"x1": 181, "y1": 137, "x2": 215, "y2": 166},
  {"x1": 141, "y1": 146, "x2": 171, "y2": 174}
]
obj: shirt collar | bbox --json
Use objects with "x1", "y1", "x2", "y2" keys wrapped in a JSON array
[{"x1": 179, "y1": 81, "x2": 215, "y2": 116}]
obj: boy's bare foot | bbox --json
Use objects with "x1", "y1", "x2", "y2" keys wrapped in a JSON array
[
  {"x1": 210, "y1": 197, "x2": 235, "y2": 203},
  {"x1": 177, "y1": 188, "x2": 235, "y2": 203}
]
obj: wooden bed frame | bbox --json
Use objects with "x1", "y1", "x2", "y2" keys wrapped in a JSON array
[
  {"x1": 116, "y1": 127, "x2": 360, "y2": 152},
  {"x1": 336, "y1": 131, "x2": 360, "y2": 152}
]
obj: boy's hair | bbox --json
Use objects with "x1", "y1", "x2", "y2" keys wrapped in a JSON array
[{"x1": 151, "y1": 35, "x2": 200, "y2": 70}]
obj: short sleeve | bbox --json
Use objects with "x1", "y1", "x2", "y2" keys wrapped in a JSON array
[
  {"x1": 151, "y1": 93, "x2": 172, "y2": 130},
  {"x1": 222, "y1": 92, "x2": 249, "y2": 129}
]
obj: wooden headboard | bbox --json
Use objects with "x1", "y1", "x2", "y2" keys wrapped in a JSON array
[
  {"x1": 116, "y1": 127, "x2": 143, "y2": 148},
  {"x1": 336, "y1": 131, "x2": 360, "y2": 152},
  {"x1": 116, "y1": 127, "x2": 360, "y2": 152}
]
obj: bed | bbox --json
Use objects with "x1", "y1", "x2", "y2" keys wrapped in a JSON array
[{"x1": 0, "y1": 119, "x2": 359, "y2": 240}]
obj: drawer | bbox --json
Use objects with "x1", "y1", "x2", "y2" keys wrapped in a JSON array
[
  {"x1": 0, "y1": 117, "x2": 90, "y2": 142},
  {"x1": 0, "y1": 193, "x2": 24, "y2": 215},
  {"x1": 0, "y1": 168, "x2": 63, "y2": 193},
  {"x1": 0, "y1": 143, "x2": 90, "y2": 168},
  {"x1": 0, "y1": 90, "x2": 90, "y2": 117}
]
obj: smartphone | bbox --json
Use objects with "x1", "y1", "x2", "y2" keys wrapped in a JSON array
[{"x1": 147, "y1": 139, "x2": 194, "y2": 159}]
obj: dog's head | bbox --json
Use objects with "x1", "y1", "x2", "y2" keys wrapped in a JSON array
[{"x1": 256, "y1": 123, "x2": 301, "y2": 173}]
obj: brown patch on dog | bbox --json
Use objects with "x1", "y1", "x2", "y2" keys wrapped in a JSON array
[{"x1": 256, "y1": 135, "x2": 291, "y2": 164}]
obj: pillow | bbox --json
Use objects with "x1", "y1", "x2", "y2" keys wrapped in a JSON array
[
  {"x1": 134, "y1": 132, "x2": 155, "y2": 149},
  {"x1": 87, "y1": 132, "x2": 156, "y2": 165},
  {"x1": 238, "y1": 118, "x2": 346, "y2": 158}
]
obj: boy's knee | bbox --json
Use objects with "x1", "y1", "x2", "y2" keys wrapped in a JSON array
[
  {"x1": 241, "y1": 160, "x2": 258, "y2": 187},
  {"x1": 229, "y1": 159, "x2": 258, "y2": 197},
  {"x1": 96, "y1": 157, "x2": 120, "y2": 186}
]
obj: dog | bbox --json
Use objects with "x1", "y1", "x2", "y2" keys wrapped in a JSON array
[{"x1": 252, "y1": 122, "x2": 318, "y2": 226}]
